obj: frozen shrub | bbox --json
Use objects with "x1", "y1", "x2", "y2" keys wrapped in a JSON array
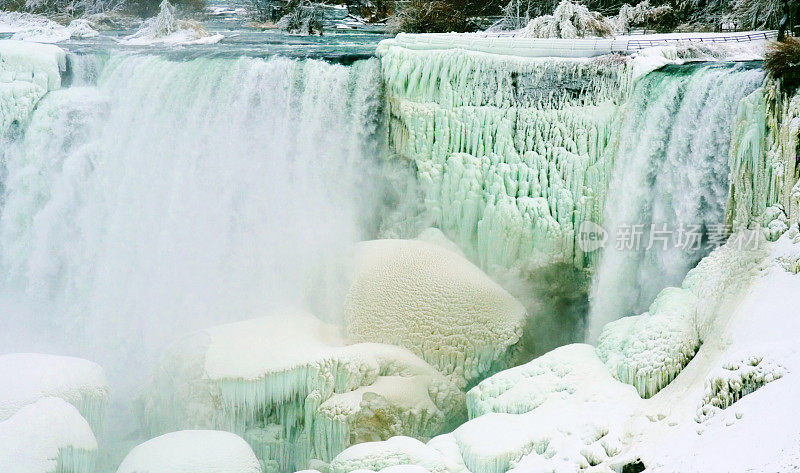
[{"x1": 520, "y1": 0, "x2": 615, "y2": 38}]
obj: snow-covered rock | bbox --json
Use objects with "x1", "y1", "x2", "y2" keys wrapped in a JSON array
[
  {"x1": 345, "y1": 239, "x2": 527, "y2": 387},
  {"x1": 116, "y1": 430, "x2": 261, "y2": 473},
  {"x1": 0, "y1": 353, "x2": 109, "y2": 432},
  {"x1": 121, "y1": 0, "x2": 223, "y2": 46},
  {"x1": 0, "y1": 397, "x2": 97, "y2": 473},
  {"x1": 144, "y1": 310, "x2": 465, "y2": 472}
]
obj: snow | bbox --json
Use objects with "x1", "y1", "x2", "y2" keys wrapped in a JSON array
[
  {"x1": 116, "y1": 430, "x2": 261, "y2": 473},
  {"x1": 0, "y1": 397, "x2": 97, "y2": 473},
  {"x1": 0, "y1": 353, "x2": 109, "y2": 432},
  {"x1": 345, "y1": 239, "x2": 527, "y2": 387},
  {"x1": 144, "y1": 310, "x2": 465, "y2": 472},
  {"x1": 120, "y1": 0, "x2": 223, "y2": 46},
  {"x1": 0, "y1": 12, "x2": 98, "y2": 43}
]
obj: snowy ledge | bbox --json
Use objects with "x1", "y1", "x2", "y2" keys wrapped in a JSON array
[{"x1": 377, "y1": 30, "x2": 777, "y2": 59}]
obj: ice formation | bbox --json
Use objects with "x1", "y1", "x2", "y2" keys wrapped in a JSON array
[
  {"x1": 116, "y1": 430, "x2": 261, "y2": 473},
  {"x1": 345, "y1": 239, "x2": 527, "y2": 387},
  {"x1": 0, "y1": 40, "x2": 65, "y2": 134},
  {"x1": 728, "y1": 81, "x2": 800, "y2": 232},
  {"x1": 0, "y1": 397, "x2": 98, "y2": 473},
  {"x1": 121, "y1": 0, "x2": 223, "y2": 45},
  {"x1": 144, "y1": 310, "x2": 465, "y2": 472},
  {"x1": 596, "y1": 231, "x2": 768, "y2": 398},
  {"x1": 378, "y1": 41, "x2": 628, "y2": 271},
  {"x1": 0, "y1": 353, "x2": 109, "y2": 432}
]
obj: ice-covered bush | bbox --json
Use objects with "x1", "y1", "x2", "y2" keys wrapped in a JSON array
[
  {"x1": 519, "y1": 0, "x2": 615, "y2": 38},
  {"x1": 614, "y1": 0, "x2": 677, "y2": 32}
]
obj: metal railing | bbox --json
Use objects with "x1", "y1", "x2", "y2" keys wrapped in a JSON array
[{"x1": 624, "y1": 30, "x2": 778, "y2": 51}]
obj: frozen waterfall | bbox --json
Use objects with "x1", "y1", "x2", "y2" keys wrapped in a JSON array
[{"x1": 586, "y1": 62, "x2": 764, "y2": 341}]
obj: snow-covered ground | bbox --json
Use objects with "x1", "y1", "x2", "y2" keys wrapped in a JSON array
[{"x1": 0, "y1": 11, "x2": 98, "y2": 43}]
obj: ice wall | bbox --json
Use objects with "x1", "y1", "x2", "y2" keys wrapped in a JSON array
[
  {"x1": 727, "y1": 81, "x2": 800, "y2": 233},
  {"x1": 378, "y1": 42, "x2": 630, "y2": 272}
]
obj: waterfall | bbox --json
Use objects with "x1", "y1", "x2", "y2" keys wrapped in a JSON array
[
  {"x1": 0, "y1": 53, "x2": 386, "y2": 438},
  {"x1": 586, "y1": 62, "x2": 764, "y2": 341}
]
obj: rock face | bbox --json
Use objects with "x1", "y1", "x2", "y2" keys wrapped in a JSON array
[
  {"x1": 345, "y1": 239, "x2": 527, "y2": 388},
  {"x1": 144, "y1": 310, "x2": 466, "y2": 472},
  {"x1": 116, "y1": 430, "x2": 261, "y2": 473}
]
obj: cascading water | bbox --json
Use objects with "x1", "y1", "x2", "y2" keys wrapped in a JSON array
[
  {"x1": 586, "y1": 62, "x2": 764, "y2": 341},
  {"x1": 0, "y1": 52, "x2": 386, "y2": 446}
]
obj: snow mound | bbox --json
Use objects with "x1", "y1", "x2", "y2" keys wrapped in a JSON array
[
  {"x1": 144, "y1": 310, "x2": 465, "y2": 472},
  {"x1": 121, "y1": 0, "x2": 223, "y2": 46},
  {"x1": 328, "y1": 436, "x2": 453, "y2": 473},
  {"x1": 116, "y1": 430, "x2": 261, "y2": 473},
  {"x1": 345, "y1": 239, "x2": 527, "y2": 387},
  {"x1": 519, "y1": 0, "x2": 615, "y2": 39},
  {"x1": 0, "y1": 12, "x2": 98, "y2": 43},
  {"x1": 0, "y1": 353, "x2": 109, "y2": 432},
  {"x1": 0, "y1": 397, "x2": 97, "y2": 473},
  {"x1": 597, "y1": 231, "x2": 768, "y2": 398},
  {"x1": 467, "y1": 343, "x2": 640, "y2": 417}
]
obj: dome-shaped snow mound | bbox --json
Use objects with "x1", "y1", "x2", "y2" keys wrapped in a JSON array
[
  {"x1": 0, "y1": 397, "x2": 98, "y2": 473},
  {"x1": 117, "y1": 430, "x2": 260, "y2": 473},
  {"x1": 0, "y1": 353, "x2": 109, "y2": 431},
  {"x1": 345, "y1": 239, "x2": 527, "y2": 387}
]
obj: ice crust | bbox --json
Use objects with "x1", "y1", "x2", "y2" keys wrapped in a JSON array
[
  {"x1": 145, "y1": 310, "x2": 466, "y2": 472},
  {"x1": 0, "y1": 397, "x2": 98, "y2": 473},
  {"x1": 116, "y1": 430, "x2": 261, "y2": 473},
  {"x1": 0, "y1": 353, "x2": 109, "y2": 432},
  {"x1": 345, "y1": 239, "x2": 527, "y2": 387}
]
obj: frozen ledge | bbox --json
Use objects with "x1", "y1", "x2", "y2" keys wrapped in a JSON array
[{"x1": 377, "y1": 31, "x2": 777, "y2": 59}]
